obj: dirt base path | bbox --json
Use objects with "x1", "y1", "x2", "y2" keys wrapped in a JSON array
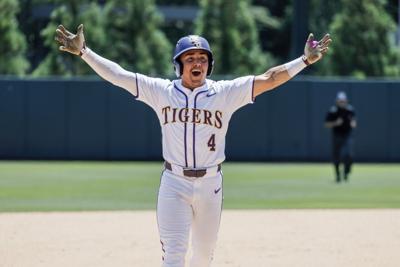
[{"x1": 1, "y1": 210, "x2": 399, "y2": 267}]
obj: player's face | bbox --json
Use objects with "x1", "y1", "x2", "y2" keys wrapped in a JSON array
[
  {"x1": 180, "y1": 50, "x2": 209, "y2": 89},
  {"x1": 336, "y1": 99, "x2": 347, "y2": 108}
]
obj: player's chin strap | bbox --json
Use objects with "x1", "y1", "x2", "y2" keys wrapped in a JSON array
[{"x1": 284, "y1": 56, "x2": 309, "y2": 77}]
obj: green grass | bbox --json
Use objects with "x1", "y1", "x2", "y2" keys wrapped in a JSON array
[{"x1": 0, "y1": 161, "x2": 399, "y2": 212}]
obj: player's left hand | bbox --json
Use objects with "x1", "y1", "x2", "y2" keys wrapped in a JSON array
[{"x1": 303, "y1": 33, "x2": 331, "y2": 65}]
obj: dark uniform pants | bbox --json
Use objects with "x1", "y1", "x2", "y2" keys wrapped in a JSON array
[{"x1": 332, "y1": 134, "x2": 353, "y2": 180}]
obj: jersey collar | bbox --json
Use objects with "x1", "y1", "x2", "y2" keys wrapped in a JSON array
[{"x1": 174, "y1": 79, "x2": 212, "y2": 95}]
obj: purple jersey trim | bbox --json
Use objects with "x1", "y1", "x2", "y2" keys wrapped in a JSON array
[
  {"x1": 251, "y1": 75, "x2": 255, "y2": 102},
  {"x1": 218, "y1": 172, "x2": 224, "y2": 228},
  {"x1": 174, "y1": 83, "x2": 189, "y2": 167},
  {"x1": 157, "y1": 170, "x2": 166, "y2": 261},
  {"x1": 193, "y1": 90, "x2": 208, "y2": 168},
  {"x1": 132, "y1": 73, "x2": 139, "y2": 99}
]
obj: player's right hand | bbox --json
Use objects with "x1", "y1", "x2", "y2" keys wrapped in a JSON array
[{"x1": 55, "y1": 24, "x2": 85, "y2": 56}]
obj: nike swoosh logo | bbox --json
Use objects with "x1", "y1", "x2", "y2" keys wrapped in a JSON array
[
  {"x1": 214, "y1": 187, "x2": 221, "y2": 194},
  {"x1": 207, "y1": 91, "x2": 216, "y2": 97}
]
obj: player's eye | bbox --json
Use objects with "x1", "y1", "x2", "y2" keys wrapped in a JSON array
[
  {"x1": 183, "y1": 56, "x2": 207, "y2": 64},
  {"x1": 199, "y1": 57, "x2": 208, "y2": 64},
  {"x1": 185, "y1": 57, "x2": 194, "y2": 63}
]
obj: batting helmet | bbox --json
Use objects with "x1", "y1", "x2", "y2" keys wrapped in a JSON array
[{"x1": 173, "y1": 35, "x2": 214, "y2": 77}]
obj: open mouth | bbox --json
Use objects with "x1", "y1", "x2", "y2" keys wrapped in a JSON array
[{"x1": 191, "y1": 70, "x2": 202, "y2": 77}]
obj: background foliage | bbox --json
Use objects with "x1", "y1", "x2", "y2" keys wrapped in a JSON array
[
  {"x1": 328, "y1": 0, "x2": 400, "y2": 78},
  {"x1": 196, "y1": 0, "x2": 274, "y2": 75},
  {"x1": 33, "y1": 0, "x2": 109, "y2": 76},
  {"x1": 0, "y1": 0, "x2": 30, "y2": 75},
  {"x1": 1, "y1": 0, "x2": 399, "y2": 77},
  {"x1": 105, "y1": 0, "x2": 172, "y2": 76}
]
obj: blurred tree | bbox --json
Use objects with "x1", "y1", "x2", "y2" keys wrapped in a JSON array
[
  {"x1": 156, "y1": 0, "x2": 197, "y2": 4},
  {"x1": 0, "y1": 0, "x2": 30, "y2": 75},
  {"x1": 329, "y1": 0, "x2": 400, "y2": 77},
  {"x1": 307, "y1": 0, "x2": 342, "y2": 75},
  {"x1": 155, "y1": 1, "x2": 199, "y2": 50},
  {"x1": 105, "y1": 0, "x2": 172, "y2": 76},
  {"x1": 195, "y1": 0, "x2": 275, "y2": 75},
  {"x1": 33, "y1": 0, "x2": 108, "y2": 76},
  {"x1": 250, "y1": 2, "x2": 283, "y2": 56},
  {"x1": 386, "y1": 0, "x2": 399, "y2": 24},
  {"x1": 18, "y1": 0, "x2": 55, "y2": 72},
  {"x1": 309, "y1": 1, "x2": 342, "y2": 39}
]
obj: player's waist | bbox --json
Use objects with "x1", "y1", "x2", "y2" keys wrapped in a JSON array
[{"x1": 164, "y1": 161, "x2": 221, "y2": 179}]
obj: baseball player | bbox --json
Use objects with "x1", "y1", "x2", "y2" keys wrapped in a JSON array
[
  {"x1": 55, "y1": 24, "x2": 331, "y2": 267},
  {"x1": 325, "y1": 91, "x2": 356, "y2": 182}
]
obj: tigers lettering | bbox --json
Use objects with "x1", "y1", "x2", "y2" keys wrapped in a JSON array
[{"x1": 162, "y1": 106, "x2": 223, "y2": 129}]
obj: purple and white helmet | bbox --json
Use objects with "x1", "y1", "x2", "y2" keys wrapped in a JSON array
[{"x1": 173, "y1": 35, "x2": 214, "y2": 77}]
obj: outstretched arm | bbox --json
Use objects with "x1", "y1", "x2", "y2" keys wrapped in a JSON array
[
  {"x1": 55, "y1": 24, "x2": 137, "y2": 94},
  {"x1": 253, "y1": 33, "x2": 331, "y2": 98}
]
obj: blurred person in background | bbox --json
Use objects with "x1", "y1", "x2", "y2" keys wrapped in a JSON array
[{"x1": 325, "y1": 91, "x2": 356, "y2": 183}]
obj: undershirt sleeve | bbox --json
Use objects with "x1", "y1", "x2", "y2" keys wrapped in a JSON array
[
  {"x1": 81, "y1": 48, "x2": 170, "y2": 109},
  {"x1": 81, "y1": 48, "x2": 139, "y2": 97}
]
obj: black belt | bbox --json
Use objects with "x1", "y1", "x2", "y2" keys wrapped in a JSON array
[{"x1": 165, "y1": 161, "x2": 221, "y2": 178}]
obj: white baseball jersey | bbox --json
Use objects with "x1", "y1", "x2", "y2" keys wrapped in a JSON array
[
  {"x1": 81, "y1": 48, "x2": 255, "y2": 169},
  {"x1": 133, "y1": 74, "x2": 255, "y2": 169}
]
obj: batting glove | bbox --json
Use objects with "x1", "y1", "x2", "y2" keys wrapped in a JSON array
[
  {"x1": 55, "y1": 24, "x2": 86, "y2": 56},
  {"x1": 303, "y1": 33, "x2": 331, "y2": 65}
]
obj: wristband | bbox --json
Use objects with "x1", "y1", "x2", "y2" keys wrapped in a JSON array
[
  {"x1": 79, "y1": 42, "x2": 87, "y2": 57},
  {"x1": 284, "y1": 56, "x2": 308, "y2": 77},
  {"x1": 302, "y1": 55, "x2": 311, "y2": 66}
]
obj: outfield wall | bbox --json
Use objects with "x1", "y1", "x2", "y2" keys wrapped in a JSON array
[{"x1": 0, "y1": 77, "x2": 399, "y2": 162}]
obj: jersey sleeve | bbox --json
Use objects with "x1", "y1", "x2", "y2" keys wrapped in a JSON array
[
  {"x1": 81, "y1": 48, "x2": 170, "y2": 109},
  {"x1": 348, "y1": 105, "x2": 356, "y2": 119},
  {"x1": 325, "y1": 106, "x2": 337, "y2": 122},
  {"x1": 134, "y1": 73, "x2": 171, "y2": 109},
  {"x1": 215, "y1": 75, "x2": 255, "y2": 112}
]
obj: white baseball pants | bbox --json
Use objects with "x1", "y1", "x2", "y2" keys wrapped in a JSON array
[{"x1": 157, "y1": 170, "x2": 223, "y2": 267}]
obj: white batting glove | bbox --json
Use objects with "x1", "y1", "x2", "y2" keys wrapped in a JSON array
[
  {"x1": 303, "y1": 33, "x2": 331, "y2": 65},
  {"x1": 55, "y1": 24, "x2": 86, "y2": 56}
]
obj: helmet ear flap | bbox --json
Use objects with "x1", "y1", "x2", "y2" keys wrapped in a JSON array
[
  {"x1": 173, "y1": 60, "x2": 183, "y2": 78},
  {"x1": 207, "y1": 59, "x2": 214, "y2": 76},
  {"x1": 206, "y1": 53, "x2": 214, "y2": 76}
]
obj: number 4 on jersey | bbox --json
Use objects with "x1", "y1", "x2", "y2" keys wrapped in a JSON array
[{"x1": 207, "y1": 134, "x2": 216, "y2": 151}]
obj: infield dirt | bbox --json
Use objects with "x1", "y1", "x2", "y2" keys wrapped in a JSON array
[{"x1": 1, "y1": 210, "x2": 399, "y2": 267}]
